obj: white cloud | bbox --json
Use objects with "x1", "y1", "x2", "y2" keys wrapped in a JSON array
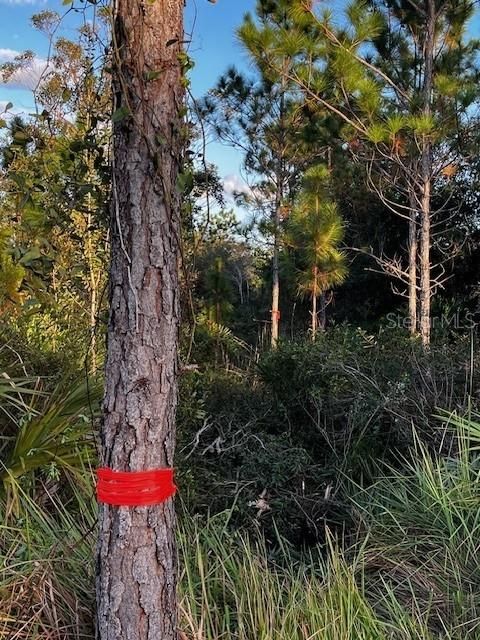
[
  {"x1": 0, "y1": 48, "x2": 21, "y2": 59},
  {"x1": 223, "y1": 174, "x2": 251, "y2": 199},
  {"x1": 0, "y1": 48, "x2": 49, "y2": 91}
]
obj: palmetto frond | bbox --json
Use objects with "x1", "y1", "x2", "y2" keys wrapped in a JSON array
[{"x1": 2, "y1": 379, "x2": 102, "y2": 484}]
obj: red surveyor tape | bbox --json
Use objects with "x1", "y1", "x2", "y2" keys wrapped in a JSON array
[{"x1": 96, "y1": 467, "x2": 176, "y2": 506}]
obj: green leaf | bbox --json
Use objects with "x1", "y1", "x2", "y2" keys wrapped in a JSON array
[
  {"x1": 410, "y1": 114, "x2": 435, "y2": 135},
  {"x1": 365, "y1": 123, "x2": 387, "y2": 144},
  {"x1": 176, "y1": 170, "x2": 194, "y2": 194},
  {"x1": 19, "y1": 246, "x2": 42, "y2": 266},
  {"x1": 386, "y1": 114, "x2": 407, "y2": 136},
  {"x1": 435, "y1": 74, "x2": 460, "y2": 98},
  {"x1": 145, "y1": 70, "x2": 161, "y2": 82},
  {"x1": 112, "y1": 106, "x2": 130, "y2": 123}
]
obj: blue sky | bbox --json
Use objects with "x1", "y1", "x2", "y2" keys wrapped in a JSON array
[
  {"x1": 0, "y1": 0, "x2": 478, "y2": 198},
  {"x1": 0, "y1": 1, "x2": 52, "y2": 112},
  {"x1": 0, "y1": 0, "x2": 259, "y2": 193},
  {"x1": 185, "y1": 0, "x2": 256, "y2": 187}
]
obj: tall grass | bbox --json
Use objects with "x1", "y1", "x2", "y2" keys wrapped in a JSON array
[
  {"x1": 352, "y1": 432, "x2": 480, "y2": 639},
  {"x1": 179, "y1": 514, "x2": 389, "y2": 640},
  {"x1": 3, "y1": 423, "x2": 480, "y2": 639},
  {"x1": 0, "y1": 479, "x2": 96, "y2": 639}
]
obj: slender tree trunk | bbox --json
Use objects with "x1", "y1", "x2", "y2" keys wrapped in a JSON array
[
  {"x1": 96, "y1": 2, "x2": 183, "y2": 639},
  {"x1": 271, "y1": 192, "x2": 281, "y2": 348},
  {"x1": 290, "y1": 300, "x2": 297, "y2": 339},
  {"x1": 419, "y1": 0, "x2": 435, "y2": 347},
  {"x1": 419, "y1": 177, "x2": 431, "y2": 346},
  {"x1": 86, "y1": 209, "x2": 99, "y2": 373},
  {"x1": 311, "y1": 294, "x2": 317, "y2": 339},
  {"x1": 84, "y1": 101, "x2": 100, "y2": 373},
  {"x1": 311, "y1": 267, "x2": 318, "y2": 340},
  {"x1": 271, "y1": 70, "x2": 287, "y2": 349},
  {"x1": 408, "y1": 188, "x2": 417, "y2": 336},
  {"x1": 319, "y1": 292, "x2": 326, "y2": 331}
]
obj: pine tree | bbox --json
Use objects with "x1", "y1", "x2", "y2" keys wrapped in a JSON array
[
  {"x1": 288, "y1": 165, "x2": 347, "y2": 338},
  {"x1": 365, "y1": 0, "x2": 479, "y2": 344},
  {"x1": 260, "y1": 0, "x2": 479, "y2": 345},
  {"x1": 96, "y1": 1, "x2": 184, "y2": 638},
  {"x1": 203, "y1": 0, "x2": 326, "y2": 347}
]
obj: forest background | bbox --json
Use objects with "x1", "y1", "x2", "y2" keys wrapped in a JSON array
[{"x1": 1, "y1": 1, "x2": 480, "y2": 638}]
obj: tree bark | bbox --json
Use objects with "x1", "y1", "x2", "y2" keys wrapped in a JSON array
[
  {"x1": 271, "y1": 150, "x2": 284, "y2": 348},
  {"x1": 271, "y1": 72, "x2": 287, "y2": 349},
  {"x1": 408, "y1": 188, "x2": 417, "y2": 336},
  {"x1": 96, "y1": 1, "x2": 183, "y2": 639},
  {"x1": 419, "y1": 176, "x2": 431, "y2": 346},
  {"x1": 319, "y1": 292, "x2": 326, "y2": 332},
  {"x1": 419, "y1": 0, "x2": 435, "y2": 347},
  {"x1": 311, "y1": 266, "x2": 318, "y2": 340},
  {"x1": 271, "y1": 201, "x2": 281, "y2": 348},
  {"x1": 311, "y1": 293, "x2": 317, "y2": 339}
]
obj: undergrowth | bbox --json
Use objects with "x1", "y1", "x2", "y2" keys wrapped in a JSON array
[{"x1": 3, "y1": 423, "x2": 480, "y2": 639}]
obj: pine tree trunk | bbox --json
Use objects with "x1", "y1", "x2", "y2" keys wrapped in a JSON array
[
  {"x1": 311, "y1": 293, "x2": 317, "y2": 340},
  {"x1": 419, "y1": 0, "x2": 434, "y2": 347},
  {"x1": 271, "y1": 196, "x2": 281, "y2": 348},
  {"x1": 408, "y1": 189, "x2": 417, "y2": 336},
  {"x1": 419, "y1": 177, "x2": 431, "y2": 346},
  {"x1": 311, "y1": 267, "x2": 318, "y2": 340},
  {"x1": 319, "y1": 292, "x2": 326, "y2": 331},
  {"x1": 271, "y1": 75, "x2": 287, "y2": 350},
  {"x1": 96, "y1": 1, "x2": 183, "y2": 639}
]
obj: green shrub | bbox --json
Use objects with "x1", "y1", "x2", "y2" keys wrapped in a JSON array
[{"x1": 177, "y1": 329, "x2": 479, "y2": 545}]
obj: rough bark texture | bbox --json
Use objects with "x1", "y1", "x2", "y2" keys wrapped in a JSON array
[
  {"x1": 419, "y1": 0, "x2": 435, "y2": 347},
  {"x1": 96, "y1": 1, "x2": 183, "y2": 639}
]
